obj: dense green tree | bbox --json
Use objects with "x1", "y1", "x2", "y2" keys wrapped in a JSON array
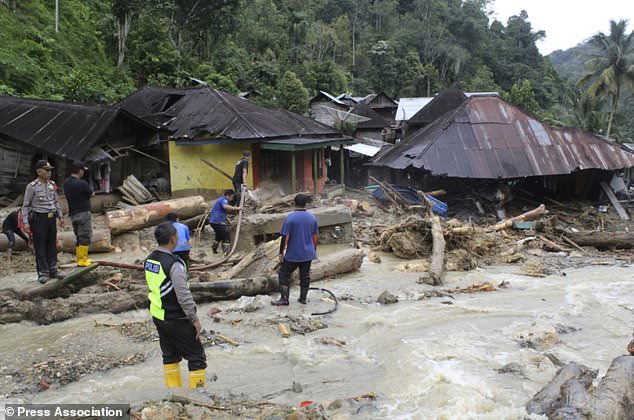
[
  {"x1": 503, "y1": 79, "x2": 540, "y2": 115},
  {"x1": 578, "y1": 19, "x2": 634, "y2": 139},
  {"x1": 276, "y1": 70, "x2": 309, "y2": 113}
]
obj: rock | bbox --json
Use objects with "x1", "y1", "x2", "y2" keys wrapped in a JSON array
[
  {"x1": 396, "y1": 260, "x2": 430, "y2": 273},
  {"x1": 207, "y1": 307, "x2": 222, "y2": 317},
  {"x1": 513, "y1": 324, "x2": 559, "y2": 350},
  {"x1": 227, "y1": 296, "x2": 263, "y2": 312},
  {"x1": 496, "y1": 362, "x2": 526, "y2": 378},
  {"x1": 367, "y1": 252, "x2": 381, "y2": 264},
  {"x1": 328, "y1": 399, "x2": 343, "y2": 410},
  {"x1": 377, "y1": 291, "x2": 398, "y2": 305},
  {"x1": 292, "y1": 381, "x2": 303, "y2": 393},
  {"x1": 184, "y1": 405, "x2": 213, "y2": 420}
]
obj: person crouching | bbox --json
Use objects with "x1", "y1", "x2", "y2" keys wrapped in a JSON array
[{"x1": 144, "y1": 222, "x2": 206, "y2": 389}]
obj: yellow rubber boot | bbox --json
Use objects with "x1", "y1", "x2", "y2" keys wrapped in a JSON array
[
  {"x1": 188, "y1": 369, "x2": 206, "y2": 389},
  {"x1": 163, "y1": 363, "x2": 182, "y2": 388},
  {"x1": 77, "y1": 245, "x2": 93, "y2": 267}
]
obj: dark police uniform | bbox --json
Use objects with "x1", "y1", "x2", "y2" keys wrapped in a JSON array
[
  {"x1": 145, "y1": 247, "x2": 206, "y2": 388},
  {"x1": 22, "y1": 177, "x2": 63, "y2": 282},
  {"x1": 63, "y1": 173, "x2": 93, "y2": 266},
  {"x1": 232, "y1": 157, "x2": 248, "y2": 204}
]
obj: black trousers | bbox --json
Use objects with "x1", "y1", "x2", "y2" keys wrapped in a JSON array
[
  {"x1": 210, "y1": 223, "x2": 230, "y2": 243},
  {"x1": 153, "y1": 317, "x2": 207, "y2": 371},
  {"x1": 2, "y1": 229, "x2": 28, "y2": 249},
  {"x1": 279, "y1": 260, "x2": 312, "y2": 289},
  {"x1": 173, "y1": 250, "x2": 190, "y2": 268},
  {"x1": 232, "y1": 181, "x2": 241, "y2": 205},
  {"x1": 31, "y1": 213, "x2": 58, "y2": 276}
]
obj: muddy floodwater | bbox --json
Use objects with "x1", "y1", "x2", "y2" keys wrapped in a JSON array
[{"x1": 0, "y1": 251, "x2": 632, "y2": 419}]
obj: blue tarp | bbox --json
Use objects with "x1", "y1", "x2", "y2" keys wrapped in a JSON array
[{"x1": 369, "y1": 184, "x2": 448, "y2": 216}]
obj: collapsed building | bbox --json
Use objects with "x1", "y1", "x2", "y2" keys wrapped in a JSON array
[
  {"x1": 369, "y1": 91, "x2": 634, "y2": 211},
  {"x1": 0, "y1": 96, "x2": 160, "y2": 200}
]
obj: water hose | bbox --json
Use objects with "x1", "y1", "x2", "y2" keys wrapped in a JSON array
[
  {"x1": 96, "y1": 185, "x2": 248, "y2": 272},
  {"x1": 309, "y1": 287, "x2": 338, "y2": 316},
  {"x1": 189, "y1": 184, "x2": 247, "y2": 271}
]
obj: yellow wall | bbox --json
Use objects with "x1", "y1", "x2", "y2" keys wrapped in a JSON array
[{"x1": 168, "y1": 141, "x2": 253, "y2": 197}]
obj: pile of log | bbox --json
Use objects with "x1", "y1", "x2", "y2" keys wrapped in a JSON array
[
  {"x1": 118, "y1": 175, "x2": 155, "y2": 205},
  {"x1": 257, "y1": 192, "x2": 314, "y2": 214},
  {"x1": 527, "y1": 356, "x2": 634, "y2": 419}
]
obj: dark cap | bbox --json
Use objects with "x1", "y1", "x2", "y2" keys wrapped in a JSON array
[
  {"x1": 35, "y1": 160, "x2": 54, "y2": 170},
  {"x1": 70, "y1": 161, "x2": 88, "y2": 173}
]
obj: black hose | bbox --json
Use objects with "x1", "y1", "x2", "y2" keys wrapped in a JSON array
[{"x1": 309, "y1": 287, "x2": 338, "y2": 316}]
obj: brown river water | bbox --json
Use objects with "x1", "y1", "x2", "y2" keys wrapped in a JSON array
[{"x1": 0, "y1": 250, "x2": 632, "y2": 419}]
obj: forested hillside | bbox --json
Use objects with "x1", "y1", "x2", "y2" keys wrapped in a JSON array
[
  {"x1": 549, "y1": 42, "x2": 634, "y2": 140},
  {"x1": 1, "y1": 0, "x2": 566, "y2": 107},
  {"x1": 3, "y1": 0, "x2": 633, "y2": 140}
]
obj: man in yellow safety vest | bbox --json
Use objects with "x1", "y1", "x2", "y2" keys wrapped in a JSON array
[{"x1": 144, "y1": 222, "x2": 206, "y2": 389}]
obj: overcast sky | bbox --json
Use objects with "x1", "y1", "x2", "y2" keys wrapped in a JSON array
[{"x1": 490, "y1": 0, "x2": 634, "y2": 55}]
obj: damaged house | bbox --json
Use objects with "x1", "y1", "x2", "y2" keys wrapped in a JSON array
[
  {"x1": 120, "y1": 86, "x2": 352, "y2": 197},
  {"x1": 0, "y1": 96, "x2": 159, "y2": 199},
  {"x1": 370, "y1": 91, "x2": 634, "y2": 205}
]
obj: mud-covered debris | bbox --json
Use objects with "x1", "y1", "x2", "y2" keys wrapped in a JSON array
[
  {"x1": 454, "y1": 283, "x2": 496, "y2": 293},
  {"x1": 513, "y1": 324, "x2": 559, "y2": 350},
  {"x1": 377, "y1": 290, "x2": 398, "y2": 305},
  {"x1": 277, "y1": 315, "x2": 327, "y2": 335},
  {"x1": 318, "y1": 337, "x2": 346, "y2": 347},
  {"x1": 226, "y1": 295, "x2": 263, "y2": 312},
  {"x1": 18, "y1": 353, "x2": 145, "y2": 388}
]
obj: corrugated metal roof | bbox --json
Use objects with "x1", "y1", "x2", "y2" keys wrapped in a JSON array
[
  {"x1": 371, "y1": 95, "x2": 634, "y2": 178},
  {"x1": 350, "y1": 102, "x2": 389, "y2": 129},
  {"x1": 310, "y1": 91, "x2": 346, "y2": 106},
  {"x1": 407, "y1": 90, "x2": 468, "y2": 125},
  {"x1": 120, "y1": 87, "x2": 344, "y2": 143},
  {"x1": 0, "y1": 96, "x2": 119, "y2": 161},
  {"x1": 345, "y1": 143, "x2": 382, "y2": 157},
  {"x1": 395, "y1": 98, "x2": 434, "y2": 121}
]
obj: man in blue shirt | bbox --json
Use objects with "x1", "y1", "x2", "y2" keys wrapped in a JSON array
[
  {"x1": 209, "y1": 190, "x2": 241, "y2": 255},
  {"x1": 166, "y1": 213, "x2": 191, "y2": 267},
  {"x1": 271, "y1": 194, "x2": 319, "y2": 306}
]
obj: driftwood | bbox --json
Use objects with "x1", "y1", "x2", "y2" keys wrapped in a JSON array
[
  {"x1": 0, "y1": 229, "x2": 112, "y2": 253},
  {"x1": 18, "y1": 264, "x2": 99, "y2": 299},
  {"x1": 105, "y1": 196, "x2": 207, "y2": 235},
  {"x1": 565, "y1": 231, "x2": 634, "y2": 249},
  {"x1": 527, "y1": 356, "x2": 634, "y2": 419},
  {"x1": 491, "y1": 204, "x2": 546, "y2": 231},
  {"x1": 428, "y1": 215, "x2": 445, "y2": 286},
  {"x1": 537, "y1": 235, "x2": 570, "y2": 253}
]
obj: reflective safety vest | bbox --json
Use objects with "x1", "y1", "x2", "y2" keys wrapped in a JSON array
[{"x1": 144, "y1": 250, "x2": 186, "y2": 321}]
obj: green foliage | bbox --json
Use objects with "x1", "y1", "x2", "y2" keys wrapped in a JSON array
[
  {"x1": 503, "y1": 80, "x2": 540, "y2": 115},
  {"x1": 276, "y1": 70, "x2": 309, "y2": 113}
]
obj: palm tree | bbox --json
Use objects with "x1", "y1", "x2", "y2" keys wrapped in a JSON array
[{"x1": 578, "y1": 19, "x2": 634, "y2": 140}]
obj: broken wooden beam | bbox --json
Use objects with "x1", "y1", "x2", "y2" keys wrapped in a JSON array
[
  {"x1": 600, "y1": 181, "x2": 630, "y2": 221},
  {"x1": 18, "y1": 263, "x2": 99, "y2": 299},
  {"x1": 491, "y1": 204, "x2": 546, "y2": 231}
]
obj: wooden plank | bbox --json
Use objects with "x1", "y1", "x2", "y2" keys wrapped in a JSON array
[
  {"x1": 600, "y1": 181, "x2": 629, "y2": 221},
  {"x1": 200, "y1": 158, "x2": 233, "y2": 182},
  {"x1": 20, "y1": 263, "x2": 99, "y2": 299}
]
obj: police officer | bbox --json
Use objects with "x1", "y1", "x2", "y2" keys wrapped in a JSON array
[
  {"x1": 63, "y1": 162, "x2": 93, "y2": 267},
  {"x1": 144, "y1": 222, "x2": 206, "y2": 389},
  {"x1": 22, "y1": 160, "x2": 65, "y2": 283}
]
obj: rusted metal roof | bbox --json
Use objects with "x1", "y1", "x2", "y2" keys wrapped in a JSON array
[
  {"x1": 120, "y1": 86, "x2": 344, "y2": 143},
  {"x1": 372, "y1": 95, "x2": 634, "y2": 178},
  {"x1": 0, "y1": 96, "x2": 156, "y2": 161}
]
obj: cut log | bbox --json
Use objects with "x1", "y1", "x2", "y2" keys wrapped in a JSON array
[
  {"x1": 0, "y1": 229, "x2": 112, "y2": 253},
  {"x1": 566, "y1": 231, "x2": 634, "y2": 249},
  {"x1": 105, "y1": 196, "x2": 207, "y2": 235},
  {"x1": 527, "y1": 356, "x2": 634, "y2": 420},
  {"x1": 428, "y1": 215, "x2": 445, "y2": 286},
  {"x1": 491, "y1": 204, "x2": 546, "y2": 231},
  {"x1": 290, "y1": 248, "x2": 364, "y2": 283}
]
